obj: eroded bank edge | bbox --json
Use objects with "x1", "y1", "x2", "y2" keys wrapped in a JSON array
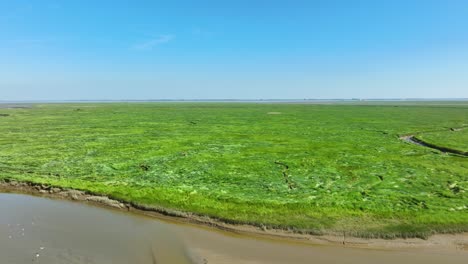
[
  {"x1": 1, "y1": 179, "x2": 467, "y2": 251},
  {"x1": 399, "y1": 126, "x2": 468, "y2": 156}
]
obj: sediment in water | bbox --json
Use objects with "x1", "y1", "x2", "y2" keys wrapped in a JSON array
[{"x1": 1, "y1": 179, "x2": 467, "y2": 251}]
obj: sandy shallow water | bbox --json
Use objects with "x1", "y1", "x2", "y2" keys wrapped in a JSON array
[{"x1": 1, "y1": 193, "x2": 466, "y2": 264}]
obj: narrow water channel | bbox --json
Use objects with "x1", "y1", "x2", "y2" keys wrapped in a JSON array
[{"x1": 0, "y1": 193, "x2": 466, "y2": 264}]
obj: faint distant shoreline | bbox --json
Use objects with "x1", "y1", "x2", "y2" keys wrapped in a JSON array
[{"x1": 1, "y1": 98, "x2": 468, "y2": 104}]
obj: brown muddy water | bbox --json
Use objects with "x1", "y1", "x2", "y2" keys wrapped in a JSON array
[{"x1": 1, "y1": 193, "x2": 466, "y2": 264}]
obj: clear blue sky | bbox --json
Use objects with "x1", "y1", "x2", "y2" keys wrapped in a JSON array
[{"x1": 1, "y1": 0, "x2": 468, "y2": 100}]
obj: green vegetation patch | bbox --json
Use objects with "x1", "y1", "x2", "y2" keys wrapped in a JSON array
[{"x1": 0, "y1": 102, "x2": 467, "y2": 238}]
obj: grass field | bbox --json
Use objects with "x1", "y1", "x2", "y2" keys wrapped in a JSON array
[{"x1": 0, "y1": 102, "x2": 467, "y2": 238}]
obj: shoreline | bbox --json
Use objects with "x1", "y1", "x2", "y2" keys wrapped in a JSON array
[{"x1": 1, "y1": 180, "x2": 467, "y2": 252}]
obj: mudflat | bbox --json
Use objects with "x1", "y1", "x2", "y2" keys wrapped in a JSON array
[{"x1": 1, "y1": 193, "x2": 467, "y2": 264}]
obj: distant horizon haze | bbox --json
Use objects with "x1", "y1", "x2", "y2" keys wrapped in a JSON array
[{"x1": 0, "y1": 98, "x2": 468, "y2": 103}]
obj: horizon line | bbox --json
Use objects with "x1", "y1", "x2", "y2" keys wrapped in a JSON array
[{"x1": 1, "y1": 98, "x2": 468, "y2": 103}]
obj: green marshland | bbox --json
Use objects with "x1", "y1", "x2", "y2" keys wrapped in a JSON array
[{"x1": 0, "y1": 102, "x2": 466, "y2": 238}]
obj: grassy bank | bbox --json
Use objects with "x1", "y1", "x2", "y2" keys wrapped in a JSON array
[{"x1": 0, "y1": 102, "x2": 467, "y2": 238}]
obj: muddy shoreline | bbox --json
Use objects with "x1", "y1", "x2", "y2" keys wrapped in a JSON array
[{"x1": 1, "y1": 180, "x2": 467, "y2": 252}]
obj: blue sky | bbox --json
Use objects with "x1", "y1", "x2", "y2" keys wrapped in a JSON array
[{"x1": 1, "y1": 0, "x2": 468, "y2": 100}]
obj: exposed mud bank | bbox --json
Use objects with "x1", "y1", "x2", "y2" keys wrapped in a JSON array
[
  {"x1": 400, "y1": 135, "x2": 468, "y2": 156},
  {"x1": 1, "y1": 179, "x2": 467, "y2": 251},
  {"x1": 3, "y1": 193, "x2": 467, "y2": 264}
]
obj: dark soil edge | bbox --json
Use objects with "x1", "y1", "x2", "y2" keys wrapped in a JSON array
[
  {"x1": 0, "y1": 179, "x2": 325, "y2": 237},
  {"x1": 1, "y1": 179, "x2": 467, "y2": 251},
  {"x1": 400, "y1": 135, "x2": 468, "y2": 157}
]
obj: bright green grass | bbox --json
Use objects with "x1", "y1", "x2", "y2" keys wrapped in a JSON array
[
  {"x1": 0, "y1": 102, "x2": 467, "y2": 238},
  {"x1": 419, "y1": 129, "x2": 468, "y2": 152}
]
